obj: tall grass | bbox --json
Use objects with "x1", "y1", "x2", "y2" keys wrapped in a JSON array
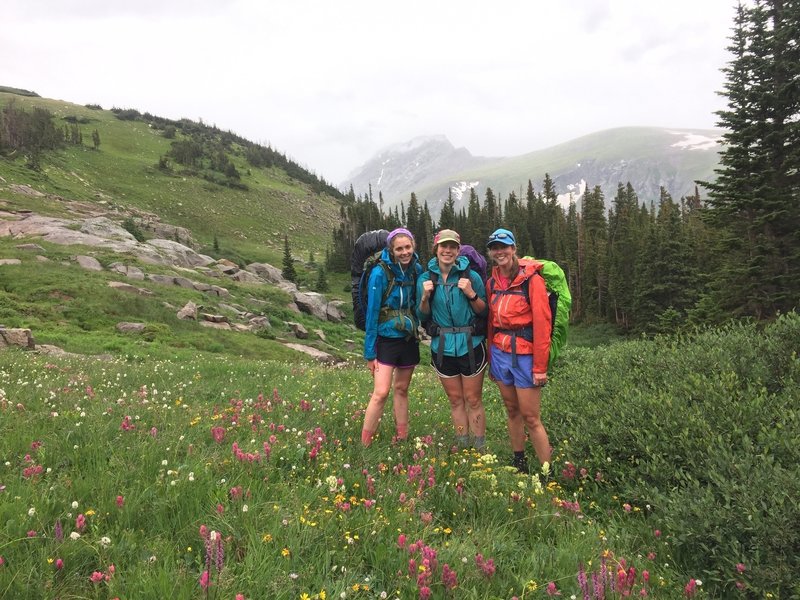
[{"x1": 2, "y1": 315, "x2": 797, "y2": 599}]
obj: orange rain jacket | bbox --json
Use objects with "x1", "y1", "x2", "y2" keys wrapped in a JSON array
[{"x1": 486, "y1": 258, "x2": 552, "y2": 375}]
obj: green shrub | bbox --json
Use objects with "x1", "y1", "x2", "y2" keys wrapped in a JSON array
[{"x1": 549, "y1": 313, "x2": 800, "y2": 597}]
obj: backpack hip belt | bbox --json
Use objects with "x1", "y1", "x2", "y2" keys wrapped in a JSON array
[
  {"x1": 435, "y1": 325, "x2": 477, "y2": 373},
  {"x1": 496, "y1": 325, "x2": 533, "y2": 368}
]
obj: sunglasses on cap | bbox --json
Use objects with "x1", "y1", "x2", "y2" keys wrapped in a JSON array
[{"x1": 487, "y1": 231, "x2": 515, "y2": 245}]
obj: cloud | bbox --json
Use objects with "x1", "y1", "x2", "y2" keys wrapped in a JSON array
[{"x1": 3, "y1": 0, "x2": 736, "y2": 184}]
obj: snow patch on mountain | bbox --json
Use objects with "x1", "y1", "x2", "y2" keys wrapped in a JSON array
[
  {"x1": 558, "y1": 179, "x2": 587, "y2": 209},
  {"x1": 668, "y1": 131, "x2": 721, "y2": 151},
  {"x1": 449, "y1": 181, "x2": 481, "y2": 201}
]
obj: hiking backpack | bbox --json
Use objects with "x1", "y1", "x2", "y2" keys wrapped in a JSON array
[
  {"x1": 489, "y1": 257, "x2": 572, "y2": 369},
  {"x1": 350, "y1": 229, "x2": 390, "y2": 331},
  {"x1": 422, "y1": 244, "x2": 489, "y2": 338}
]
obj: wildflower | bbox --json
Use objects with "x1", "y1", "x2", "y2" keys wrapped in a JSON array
[
  {"x1": 242, "y1": 504, "x2": 249, "y2": 513},
  {"x1": 76, "y1": 514, "x2": 86, "y2": 531},
  {"x1": 199, "y1": 570, "x2": 210, "y2": 589},
  {"x1": 736, "y1": 563, "x2": 746, "y2": 573},
  {"x1": 684, "y1": 578, "x2": 697, "y2": 597},
  {"x1": 236, "y1": 595, "x2": 245, "y2": 600},
  {"x1": 28, "y1": 507, "x2": 36, "y2": 517},
  {"x1": 281, "y1": 548, "x2": 290, "y2": 557},
  {"x1": 90, "y1": 571, "x2": 104, "y2": 583},
  {"x1": 116, "y1": 495, "x2": 124, "y2": 508},
  {"x1": 55, "y1": 558, "x2": 64, "y2": 570},
  {"x1": 27, "y1": 530, "x2": 37, "y2": 537},
  {"x1": 100, "y1": 536, "x2": 111, "y2": 547},
  {"x1": 70, "y1": 532, "x2": 81, "y2": 540}
]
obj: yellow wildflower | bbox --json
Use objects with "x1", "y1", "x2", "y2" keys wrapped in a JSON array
[{"x1": 281, "y1": 547, "x2": 290, "y2": 557}]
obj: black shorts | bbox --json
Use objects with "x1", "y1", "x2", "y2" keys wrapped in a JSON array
[
  {"x1": 376, "y1": 336, "x2": 420, "y2": 368},
  {"x1": 431, "y1": 340, "x2": 488, "y2": 378}
]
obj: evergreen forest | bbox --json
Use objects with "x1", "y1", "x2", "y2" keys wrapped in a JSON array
[{"x1": 327, "y1": 0, "x2": 799, "y2": 334}]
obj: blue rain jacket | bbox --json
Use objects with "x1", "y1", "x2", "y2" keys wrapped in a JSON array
[
  {"x1": 416, "y1": 255, "x2": 487, "y2": 358},
  {"x1": 363, "y1": 247, "x2": 422, "y2": 360}
]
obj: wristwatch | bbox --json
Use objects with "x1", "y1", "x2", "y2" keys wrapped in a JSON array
[{"x1": 468, "y1": 293, "x2": 479, "y2": 301}]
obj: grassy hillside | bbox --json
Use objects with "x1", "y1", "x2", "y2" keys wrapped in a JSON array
[{"x1": 0, "y1": 90, "x2": 342, "y2": 266}]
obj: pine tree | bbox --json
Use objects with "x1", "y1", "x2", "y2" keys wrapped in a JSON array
[
  {"x1": 314, "y1": 265, "x2": 329, "y2": 292},
  {"x1": 282, "y1": 235, "x2": 297, "y2": 282},
  {"x1": 701, "y1": 0, "x2": 800, "y2": 318},
  {"x1": 439, "y1": 188, "x2": 457, "y2": 229}
]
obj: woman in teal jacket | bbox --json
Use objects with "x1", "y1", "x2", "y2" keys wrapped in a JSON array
[
  {"x1": 361, "y1": 228, "x2": 422, "y2": 447},
  {"x1": 417, "y1": 229, "x2": 488, "y2": 450}
]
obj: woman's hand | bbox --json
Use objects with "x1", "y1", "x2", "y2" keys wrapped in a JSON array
[
  {"x1": 457, "y1": 277, "x2": 474, "y2": 296},
  {"x1": 422, "y1": 279, "x2": 434, "y2": 299},
  {"x1": 367, "y1": 359, "x2": 378, "y2": 377},
  {"x1": 533, "y1": 372, "x2": 548, "y2": 386}
]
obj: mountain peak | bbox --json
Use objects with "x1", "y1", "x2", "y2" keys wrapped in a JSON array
[{"x1": 344, "y1": 126, "x2": 724, "y2": 216}]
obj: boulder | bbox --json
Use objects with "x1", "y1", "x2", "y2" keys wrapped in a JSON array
[
  {"x1": 76, "y1": 255, "x2": 103, "y2": 271},
  {"x1": 232, "y1": 270, "x2": 263, "y2": 284},
  {"x1": 283, "y1": 343, "x2": 338, "y2": 365},
  {"x1": 177, "y1": 301, "x2": 199, "y2": 320},
  {"x1": 109, "y1": 263, "x2": 145, "y2": 280},
  {"x1": 15, "y1": 243, "x2": 45, "y2": 252},
  {"x1": 286, "y1": 321, "x2": 308, "y2": 339},
  {"x1": 248, "y1": 316, "x2": 271, "y2": 331},
  {"x1": 246, "y1": 262, "x2": 283, "y2": 284},
  {"x1": 145, "y1": 239, "x2": 214, "y2": 268},
  {"x1": 292, "y1": 291, "x2": 329, "y2": 321},
  {"x1": 81, "y1": 217, "x2": 137, "y2": 242},
  {"x1": 116, "y1": 322, "x2": 146, "y2": 333},
  {"x1": 201, "y1": 314, "x2": 231, "y2": 324},
  {"x1": 0, "y1": 259, "x2": 22, "y2": 266},
  {"x1": 199, "y1": 321, "x2": 232, "y2": 330},
  {"x1": 0, "y1": 327, "x2": 35, "y2": 350},
  {"x1": 147, "y1": 274, "x2": 176, "y2": 285},
  {"x1": 108, "y1": 281, "x2": 153, "y2": 296}
]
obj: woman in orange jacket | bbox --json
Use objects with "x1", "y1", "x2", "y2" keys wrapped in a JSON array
[{"x1": 485, "y1": 228, "x2": 552, "y2": 474}]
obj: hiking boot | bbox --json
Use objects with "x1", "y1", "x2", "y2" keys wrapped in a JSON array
[{"x1": 511, "y1": 455, "x2": 529, "y2": 474}]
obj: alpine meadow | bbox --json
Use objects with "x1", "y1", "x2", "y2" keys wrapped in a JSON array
[{"x1": 0, "y1": 3, "x2": 798, "y2": 600}]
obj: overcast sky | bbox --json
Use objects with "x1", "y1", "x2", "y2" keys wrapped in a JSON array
[{"x1": 3, "y1": 1, "x2": 737, "y2": 184}]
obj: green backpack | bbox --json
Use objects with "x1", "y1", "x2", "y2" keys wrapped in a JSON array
[{"x1": 522, "y1": 257, "x2": 572, "y2": 369}]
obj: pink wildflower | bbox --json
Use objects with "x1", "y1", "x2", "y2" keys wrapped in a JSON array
[
  {"x1": 55, "y1": 558, "x2": 64, "y2": 570},
  {"x1": 211, "y1": 426, "x2": 225, "y2": 443},
  {"x1": 623, "y1": 503, "x2": 632, "y2": 513},
  {"x1": 418, "y1": 586, "x2": 431, "y2": 600},
  {"x1": 236, "y1": 595, "x2": 245, "y2": 600},
  {"x1": 199, "y1": 570, "x2": 211, "y2": 589},
  {"x1": 27, "y1": 530, "x2": 37, "y2": 537},
  {"x1": 684, "y1": 578, "x2": 697, "y2": 598},
  {"x1": 654, "y1": 529, "x2": 661, "y2": 538},
  {"x1": 0, "y1": 556, "x2": 4, "y2": 566},
  {"x1": 546, "y1": 581, "x2": 561, "y2": 596},
  {"x1": 90, "y1": 571, "x2": 104, "y2": 583},
  {"x1": 736, "y1": 563, "x2": 746, "y2": 574},
  {"x1": 397, "y1": 534, "x2": 406, "y2": 548},
  {"x1": 441, "y1": 564, "x2": 458, "y2": 590},
  {"x1": 76, "y1": 514, "x2": 86, "y2": 531},
  {"x1": 116, "y1": 495, "x2": 125, "y2": 508}
]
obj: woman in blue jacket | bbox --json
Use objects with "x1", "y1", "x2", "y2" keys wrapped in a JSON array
[
  {"x1": 361, "y1": 228, "x2": 422, "y2": 447},
  {"x1": 417, "y1": 229, "x2": 488, "y2": 450}
]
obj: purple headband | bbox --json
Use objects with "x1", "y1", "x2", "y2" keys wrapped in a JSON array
[{"x1": 386, "y1": 227, "x2": 414, "y2": 246}]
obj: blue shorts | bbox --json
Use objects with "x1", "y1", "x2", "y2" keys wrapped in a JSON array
[{"x1": 489, "y1": 345, "x2": 538, "y2": 388}]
